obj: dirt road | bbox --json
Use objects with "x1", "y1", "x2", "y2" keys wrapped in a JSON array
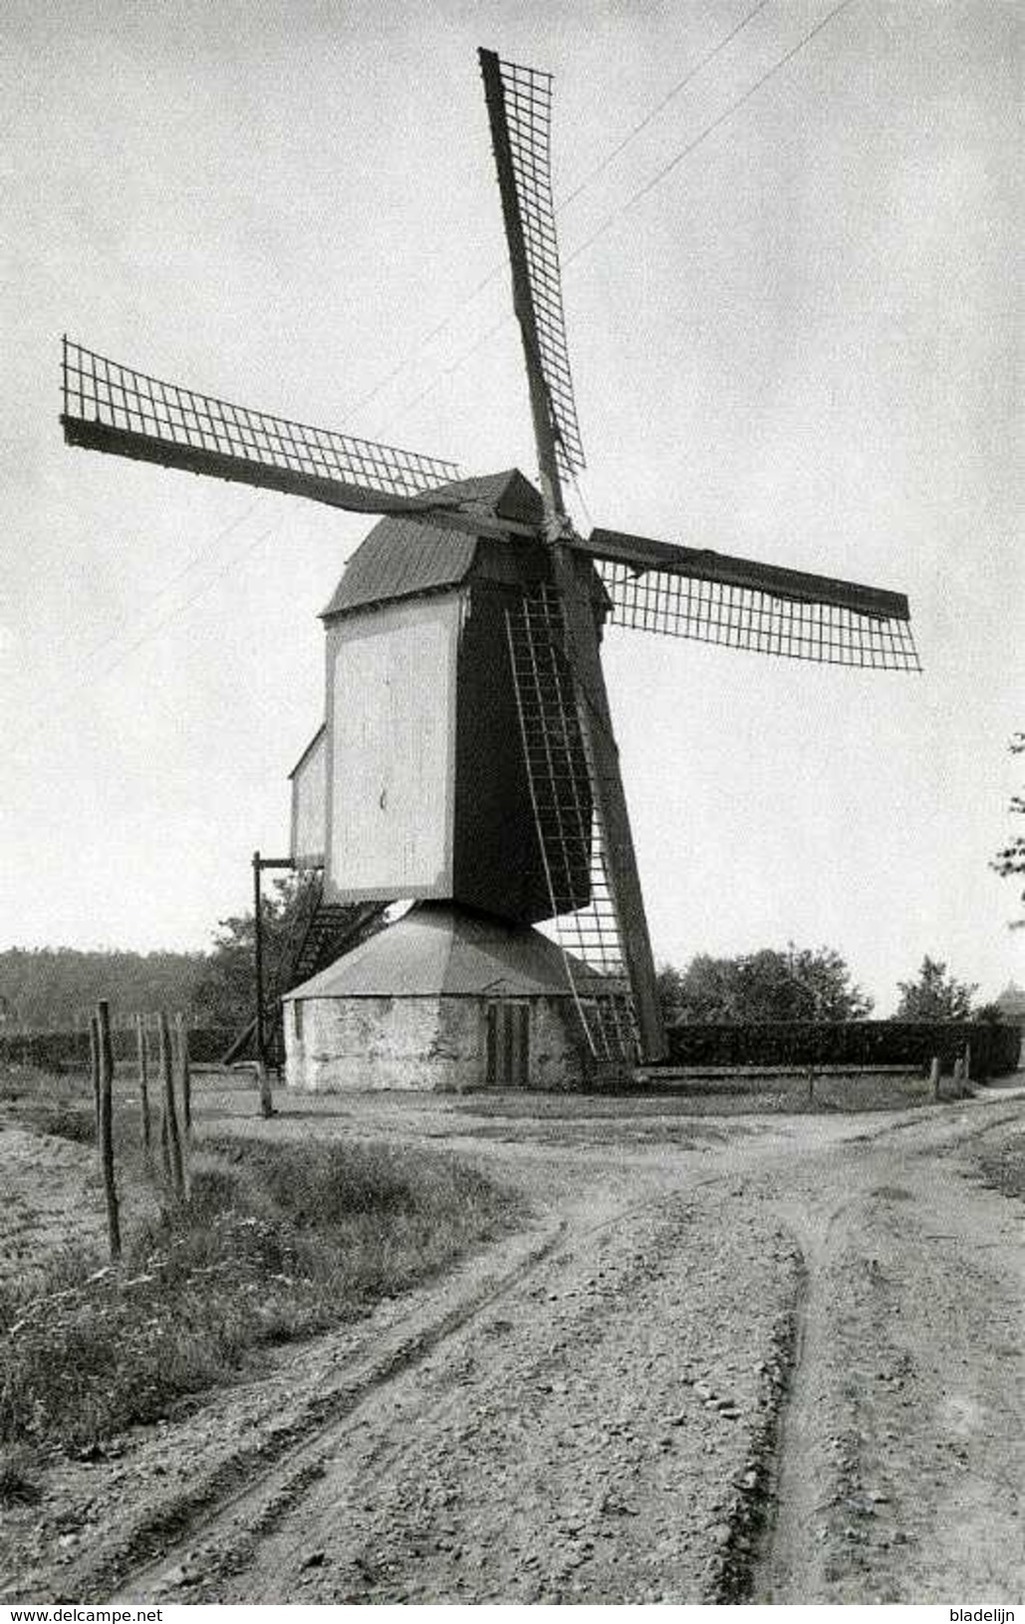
[{"x1": 5, "y1": 1091, "x2": 1023, "y2": 1604}]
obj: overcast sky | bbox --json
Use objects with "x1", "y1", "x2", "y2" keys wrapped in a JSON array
[{"x1": 2, "y1": 0, "x2": 1020, "y2": 1012}]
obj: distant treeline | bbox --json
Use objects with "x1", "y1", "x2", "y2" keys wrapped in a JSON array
[{"x1": 0, "y1": 947, "x2": 207, "y2": 1031}]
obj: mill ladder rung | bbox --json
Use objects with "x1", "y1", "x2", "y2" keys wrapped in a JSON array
[{"x1": 506, "y1": 586, "x2": 637, "y2": 1063}]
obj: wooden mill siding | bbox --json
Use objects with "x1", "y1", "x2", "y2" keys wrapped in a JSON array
[
  {"x1": 324, "y1": 595, "x2": 460, "y2": 902},
  {"x1": 289, "y1": 726, "x2": 327, "y2": 866}
]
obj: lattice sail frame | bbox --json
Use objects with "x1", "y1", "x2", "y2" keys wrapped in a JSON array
[
  {"x1": 505, "y1": 586, "x2": 637, "y2": 1063},
  {"x1": 62, "y1": 338, "x2": 461, "y2": 499},
  {"x1": 599, "y1": 560, "x2": 921, "y2": 670},
  {"x1": 480, "y1": 54, "x2": 585, "y2": 482}
]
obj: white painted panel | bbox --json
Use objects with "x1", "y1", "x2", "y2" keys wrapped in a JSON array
[
  {"x1": 291, "y1": 730, "x2": 327, "y2": 865},
  {"x1": 327, "y1": 597, "x2": 458, "y2": 896}
]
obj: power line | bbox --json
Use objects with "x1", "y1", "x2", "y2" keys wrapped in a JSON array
[
  {"x1": 68, "y1": 495, "x2": 265, "y2": 675},
  {"x1": 392, "y1": 0, "x2": 856, "y2": 428},
  {"x1": 45, "y1": 0, "x2": 851, "y2": 695},
  {"x1": 557, "y1": 0, "x2": 773, "y2": 212},
  {"x1": 354, "y1": 0, "x2": 772, "y2": 434},
  {"x1": 88, "y1": 521, "x2": 280, "y2": 686},
  {"x1": 43, "y1": 0, "x2": 781, "y2": 684},
  {"x1": 564, "y1": 0, "x2": 856, "y2": 270},
  {"x1": 10, "y1": 521, "x2": 280, "y2": 750}
]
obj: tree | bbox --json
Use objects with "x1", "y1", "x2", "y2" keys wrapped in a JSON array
[
  {"x1": 192, "y1": 874, "x2": 310, "y2": 1029},
  {"x1": 0, "y1": 945, "x2": 204, "y2": 1030},
  {"x1": 991, "y1": 731, "x2": 1025, "y2": 929},
  {"x1": 658, "y1": 944, "x2": 873, "y2": 1024},
  {"x1": 892, "y1": 956, "x2": 978, "y2": 1021},
  {"x1": 191, "y1": 875, "x2": 384, "y2": 1030}
]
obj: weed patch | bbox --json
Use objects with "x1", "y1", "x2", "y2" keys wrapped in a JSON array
[
  {"x1": 0, "y1": 1444, "x2": 42, "y2": 1506},
  {"x1": 975, "y1": 1131, "x2": 1025, "y2": 1203},
  {"x1": 0, "y1": 1066, "x2": 96, "y2": 1145},
  {"x1": 0, "y1": 1136, "x2": 519, "y2": 1454}
]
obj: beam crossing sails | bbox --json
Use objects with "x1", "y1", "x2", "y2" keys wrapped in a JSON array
[
  {"x1": 479, "y1": 53, "x2": 585, "y2": 481},
  {"x1": 506, "y1": 586, "x2": 636, "y2": 1062},
  {"x1": 599, "y1": 560, "x2": 921, "y2": 670},
  {"x1": 61, "y1": 338, "x2": 461, "y2": 501}
]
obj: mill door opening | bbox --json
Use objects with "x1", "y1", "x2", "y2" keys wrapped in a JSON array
[{"x1": 486, "y1": 999, "x2": 531, "y2": 1089}]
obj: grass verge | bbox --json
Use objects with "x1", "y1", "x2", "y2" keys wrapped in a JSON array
[
  {"x1": 975, "y1": 1130, "x2": 1025, "y2": 1202},
  {"x1": 0, "y1": 1064, "x2": 97, "y2": 1144},
  {"x1": 454, "y1": 1072, "x2": 937, "y2": 1120},
  {"x1": 0, "y1": 1133, "x2": 520, "y2": 1456}
]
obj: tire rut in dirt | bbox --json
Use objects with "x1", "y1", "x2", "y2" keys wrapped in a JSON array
[
  {"x1": 64, "y1": 1221, "x2": 566, "y2": 1602},
  {"x1": 189, "y1": 1193, "x2": 802, "y2": 1604}
]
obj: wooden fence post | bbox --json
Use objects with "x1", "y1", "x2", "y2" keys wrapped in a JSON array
[
  {"x1": 174, "y1": 1012, "x2": 192, "y2": 1135},
  {"x1": 89, "y1": 1013, "x2": 101, "y2": 1134},
  {"x1": 158, "y1": 1011, "x2": 186, "y2": 1199},
  {"x1": 930, "y1": 1056, "x2": 942, "y2": 1100},
  {"x1": 95, "y1": 1000, "x2": 122, "y2": 1262},
  {"x1": 256, "y1": 1057, "x2": 275, "y2": 1120},
  {"x1": 136, "y1": 1014, "x2": 152, "y2": 1165}
]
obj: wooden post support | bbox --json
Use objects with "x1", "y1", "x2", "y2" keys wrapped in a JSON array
[
  {"x1": 256, "y1": 1058, "x2": 275, "y2": 1119},
  {"x1": 135, "y1": 1014, "x2": 152, "y2": 1165},
  {"x1": 88, "y1": 1013, "x2": 101, "y2": 1134},
  {"x1": 963, "y1": 1043, "x2": 972, "y2": 1090},
  {"x1": 551, "y1": 550, "x2": 667, "y2": 1064},
  {"x1": 253, "y1": 850, "x2": 266, "y2": 1076},
  {"x1": 158, "y1": 1011, "x2": 186, "y2": 1199},
  {"x1": 174, "y1": 1012, "x2": 192, "y2": 1134},
  {"x1": 807, "y1": 1067, "x2": 816, "y2": 1104},
  {"x1": 930, "y1": 1056, "x2": 942, "y2": 1100},
  {"x1": 95, "y1": 1000, "x2": 122, "y2": 1261}
]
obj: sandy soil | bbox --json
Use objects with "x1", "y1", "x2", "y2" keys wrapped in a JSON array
[
  {"x1": 0, "y1": 1122, "x2": 104, "y2": 1294},
  {"x1": 1, "y1": 1084, "x2": 1022, "y2": 1605}
]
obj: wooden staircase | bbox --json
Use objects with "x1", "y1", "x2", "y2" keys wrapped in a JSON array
[{"x1": 221, "y1": 877, "x2": 390, "y2": 1068}]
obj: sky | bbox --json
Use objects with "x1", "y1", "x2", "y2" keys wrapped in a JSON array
[{"x1": 1, "y1": 0, "x2": 1021, "y2": 1014}]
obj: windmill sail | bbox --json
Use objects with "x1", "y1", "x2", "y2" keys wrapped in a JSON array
[
  {"x1": 481, "y1": 48, "x2": 665, "y2": 1063},
  {"x1": 505, "y1": 585, "x2": 636, "y2": 1062},
  {"x1": 61, "y1": 338, "x2": 462, "y2": 517},
  {"x1": 479, "y1": 50, "x2": 585, "y2": 492},
  {"x1": 586, "y1": 529, "x2": 921, "y2": 671}
]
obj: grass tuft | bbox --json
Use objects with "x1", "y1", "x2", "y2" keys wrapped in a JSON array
[
  {"x1": 0, "y1": 1135, "x2": 519, "y2": 1454},
  {"x1": 0, "y1": 1444, "x2": 42, "y2": 1506}
]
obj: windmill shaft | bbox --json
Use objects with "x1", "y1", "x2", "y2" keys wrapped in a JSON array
[
  {"x1": 551, "y1": 546, "x2": 667, "y2": 1063},
  {"x1": 584, "y1": 528, "x2": 911, "y2": 622},
  {"x1": 61, "y1": 414, "x2": 539, "y2": 540}
]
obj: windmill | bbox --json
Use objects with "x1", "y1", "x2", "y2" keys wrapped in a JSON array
[{"x1": 61, "y1": 47, "x2": 919, "y2": 1076}]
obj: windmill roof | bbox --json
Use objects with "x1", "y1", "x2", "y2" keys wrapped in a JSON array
[
  {"x1": 283, "y1": 902, "x2": 594, "y2": 999},
  {"x1": 321, "y1": 469, "x2": 543, "y2": 619},
  {"x1": 287, "y1": 723, "x2": 325, "y2": 780}
]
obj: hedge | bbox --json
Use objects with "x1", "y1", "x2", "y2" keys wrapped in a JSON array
[
  {"x1": 4, "y1": 1019, "x2": 1020, "y2": 1082},
  {"x1": 664, "y1": 1020, "x2": 1021, "y2": 1080},
  {"x1": 0, "y1": 1027, "x2": 236, "y2": 1071}
]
